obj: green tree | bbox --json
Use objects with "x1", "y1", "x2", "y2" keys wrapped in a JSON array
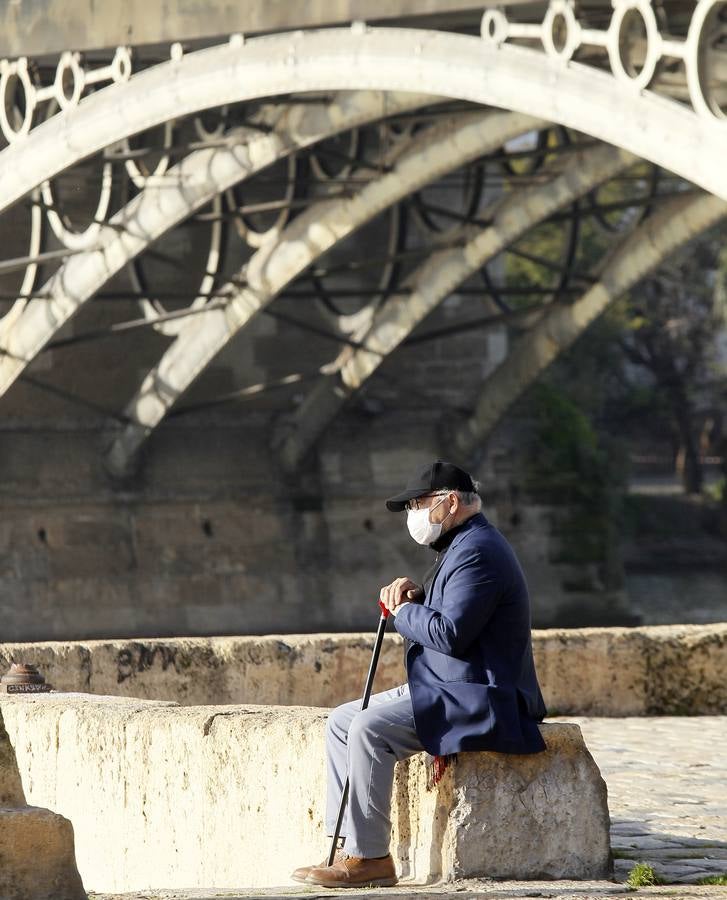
[{"x1": 613, "y1": 231, "x2": 727, "y2": 494}]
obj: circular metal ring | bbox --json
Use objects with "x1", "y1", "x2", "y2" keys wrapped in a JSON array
[
  {"x1": 225, "y1": 152, "x2": 298, "y2": 249},
  {"x1": 484, "y1": 126, "x2": 576, "y2": 310},
  {"x1": 54, "y1": 51, "x2": 85, "y2": 110},
  {"x1": 0, "y1": 188, "x2": 43, "y2": 338},
  {"x1": 135, "y1": 192, "x2": 226, "y2": 336},
  {"x1": 194, "y1": 105, "x2": 230, "y2": 141},
  {"x1": 40, "y1": 97, "x2": 112, "y2": 249},
  {"x1": 111, "y1": 46, "x2": 133, "y2": 83},
  {"x1": 313, "y1": 202, "x2": 406, "y2": 329},
  {"x1": 541, "y1": 0, "x2": 581, "y2": 62},
  {"x1": 480, "y1": 10, "x2": 509, "y2": 47},
  {"x1": 589, "y1": 162, "x2": 660, "y2": 234},
  {"x1": 410, "y1": 159, "x2": 485, "y2": 241},
  {"x1": 686, "y1": 0, "x2": 727, "y2": 119},
  {"x1": 607, "y1": 0, "x2": 662, "y2": 90},
  {"x1": 0, "y1": 58, "x2": 36, "y2": 142},
  {"x1": 310, "y1": 128, "x2": 361, "y2": 181},
  {"x1": 499, "y1": 126, "x2": 552, "y2": 177},
  {"x1": 123, "y1": 120, "x2": 174, "y2": 189},
  {"x1": 41, "y1": 165, "x2": 112, "y2": 250}
]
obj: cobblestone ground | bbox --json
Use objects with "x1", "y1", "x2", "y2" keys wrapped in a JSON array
[
  {"x1": 563, "y1": 716, "x2": 727, "y2": 887},
  {"x1": 93, "y1": 717, "x2": 727, "y2": 900}
]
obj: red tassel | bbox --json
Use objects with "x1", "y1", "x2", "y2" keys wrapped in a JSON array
[{"x1": 428, "y1": 753, "x2": 456, "y2": 789}]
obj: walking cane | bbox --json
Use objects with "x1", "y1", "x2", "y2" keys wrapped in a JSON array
[{"x1": 327, "y1": 600, "x2": 390, "y2": 866}]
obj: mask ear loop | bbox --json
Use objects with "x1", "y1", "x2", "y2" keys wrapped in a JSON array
[{"x1": 431, "y1": 492, "x2": 456, "y2": 524}]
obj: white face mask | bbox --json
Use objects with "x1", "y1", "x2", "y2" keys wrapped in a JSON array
[{"x1": 406, "y1": 495, "x2": 452, "y2": 545}]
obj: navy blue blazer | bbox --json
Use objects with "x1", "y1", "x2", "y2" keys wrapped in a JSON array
[{"x1": 393, "y1": 512, "x2": 547, "y2": 756}]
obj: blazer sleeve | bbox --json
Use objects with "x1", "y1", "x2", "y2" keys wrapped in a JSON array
[{"x1": 393, "y1": 547, "x2": 500, "y2": 657}]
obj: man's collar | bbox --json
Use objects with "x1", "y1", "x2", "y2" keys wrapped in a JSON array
[{"x1": 430, "y1": 511, "x2": 486, "y2": 553}]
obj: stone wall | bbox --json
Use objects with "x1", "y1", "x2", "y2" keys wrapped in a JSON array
[
  {"x1": 0, "y1": 693, "x2": 611, "y2": 891},
  {"x1": 1, "y1": 622, "x2": 724, "y2": 715},
  {"x1": 0, "y1": 406, "x2": 636, "y2": 641}
]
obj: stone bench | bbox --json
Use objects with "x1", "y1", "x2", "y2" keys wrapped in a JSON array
[
  {"x1": 0, "y1": 713, "x2": 86, "y2": 900},
  {"x1": 0, "y1": 693, "x2": 612, "y2": 892}
]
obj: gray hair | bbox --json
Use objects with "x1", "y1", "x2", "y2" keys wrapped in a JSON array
[{"x1": 452, "y1": 482, "x2": 482, "y2": 510}]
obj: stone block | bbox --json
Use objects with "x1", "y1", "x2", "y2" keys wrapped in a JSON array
[
  {"x1": 644, "y1": 624, "x2": 727, "y2": 715},
  {"x1": 0, "y1": 806, "x2": 86, "y2": 900},
  {"x1": 533, "y1": 627, "x2": 650, "y2": 716},
  {"x1": 0, "y1": 693, "x2": 612, "y2": 891},
  {"x1": 393, "y1": 722, "x2": 612, "y2": 882}
]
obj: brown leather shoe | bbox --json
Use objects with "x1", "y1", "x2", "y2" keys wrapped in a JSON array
[
  {"x1": 291, "y1": 849, "x2": 346, "y2": 883},
  {"x1": 305, "y1": 852, "x2": 397, "y2": 888}
]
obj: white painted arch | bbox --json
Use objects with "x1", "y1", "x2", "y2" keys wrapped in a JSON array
[
  {"x1": 104, "y1": 109, "x2": 542, "y2": 476},
  {"x1": 276, "y1": 142, "x2": 637, "y2": 471},
  {"x1": 0, "y1": 24, "x2": 726, "y2": 222},
  {"x1": 0, "y1": 91, "x2": 435, "y2": 397}
]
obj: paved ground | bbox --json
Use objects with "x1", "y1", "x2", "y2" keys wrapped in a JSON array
[
  {"x1": 89, "y1": 885, "x2": 727, "y2": 900},
  {"x1": 565, "y1": 716, "x2": 727, "y2": 887},
  {"x1": 93, "y1": 716, "x2": 727, "y2": 900}
]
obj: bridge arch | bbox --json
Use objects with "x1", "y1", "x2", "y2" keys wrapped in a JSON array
[
  {"x1": 103, "y1": 109, "x2": 539, "y2": 476},
  {"x1": 0, "y1": 21, "x2": 725, "y2": 221}
]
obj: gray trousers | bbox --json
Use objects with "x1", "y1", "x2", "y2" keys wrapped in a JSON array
[{"x1": 325, "y1": 682, "x2": 425, "y2": 858}]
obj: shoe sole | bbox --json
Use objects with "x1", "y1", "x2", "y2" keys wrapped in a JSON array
[{"x1": 305, "y1": 876, "x2": 398, "y2": 888}]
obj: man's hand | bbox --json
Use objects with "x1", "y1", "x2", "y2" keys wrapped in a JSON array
[{"x1": 379, "y1": 577, "x2": 424, "y2": 615}]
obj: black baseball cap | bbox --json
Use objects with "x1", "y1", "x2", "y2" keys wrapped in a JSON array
[{"x1": 385, "y1": 460, "x2": 475, "y2": 512}]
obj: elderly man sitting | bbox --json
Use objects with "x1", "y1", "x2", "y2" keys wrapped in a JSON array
[{"x1": 292, "y1": 459, "x2": 547, "y2": 888}]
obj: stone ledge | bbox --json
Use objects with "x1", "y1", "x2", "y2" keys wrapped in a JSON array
[
  {"x1": 0, "y1": 694, "x2": 611, "y2": 893},
  {"x1": 0, "y1": 623, "x2": 724, "y2": 716}
]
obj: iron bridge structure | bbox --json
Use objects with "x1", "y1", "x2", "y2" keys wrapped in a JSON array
[{"x1": 0, "y1": 0, "x2": 726, "y2": 478}]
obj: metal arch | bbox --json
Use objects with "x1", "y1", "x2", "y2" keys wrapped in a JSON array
[
  {"x1": 104, "y1": 110, "x2": 544, "y2": 478},
  {"x1": 0, "y1": 90, "x2": 437, "y2": 397},
  {"x1": 275, "y1": 142, "x2": 636, "y2": 472},
  {"x1": 0, "y1": 26, "x2": 727, "y2": 217},
  {"x1": 449, "y1": 191, "x2": 727, "y2": 460}
]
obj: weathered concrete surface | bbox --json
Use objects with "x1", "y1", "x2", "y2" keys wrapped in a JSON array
[
  {"x1": 0, "y1": 806, "x2": 87, "y2": 900},
  {"x1": 0, "y1": 711, "x2": 87, "y2": 899},
  {"x1": 90, "y1": 717, "x2": 727, "y2": 896},
  {"x1": 89, "y1": 885, "x2": 727, "y2": 900},
  {"x1": 1, "y1": 623, "x2": 724, "y2": 715},
  {"x1": 0, "y1": 694, "x2": 610, "y2": 892},
  {"x1": 533, "y1": 623, "x2": 727, "y2": 716}
]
